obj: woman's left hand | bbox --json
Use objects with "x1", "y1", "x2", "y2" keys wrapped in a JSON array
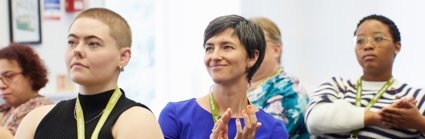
[
  {"x1": 379, "y1": 98, "x2": 425, "y2": 132},
  {"x1": 234, "y1": 105, "x2": 261, "y2": 139}
]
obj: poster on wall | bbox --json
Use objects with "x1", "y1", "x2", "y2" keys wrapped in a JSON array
[
  {"x1": 9, "y1": 0, "x2": 42, "y2": 44},
  {"x1": 44, "y1": 0, "x2": 61, "y2": 21}
]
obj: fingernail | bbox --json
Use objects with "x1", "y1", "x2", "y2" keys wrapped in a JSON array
[
  {"x1": 247, "y1": 105, "x2": 252, "y2": 109},
  {"x1": 242, "y1": 110, "x2": 247, "y2": 114}
]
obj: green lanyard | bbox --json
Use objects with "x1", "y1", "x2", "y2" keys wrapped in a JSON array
[
  {"x1": 209, "y1": 93, "x2": 220, "y2": 124},
  {"x1": 75, "y1": 87, "x2": 122, "y2": 139},
  {"x1": 351, "y1": 77, "x2": 394, "y2": 138},
  {"x1": 208, "y1": 92, "x2": 251, "y2": 124}
]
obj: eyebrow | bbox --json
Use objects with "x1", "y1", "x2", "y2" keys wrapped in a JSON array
[
  {"x1": 68, "y1": 34, "x2": 103, "y2": 41},
  {"x1": 1, "y1": 71, "x2": 13, "y2": 76},
  {"x1": 205, "y1": 41, "x2": 235, "y2": 46}
]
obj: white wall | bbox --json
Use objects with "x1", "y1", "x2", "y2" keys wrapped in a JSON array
[
  {"x1": 151, "y1": 0, "x2": 242, "y2": 115},
  {"x1": 241, "y1": 0, "x2": 425, "y2": 92},
  {"x1": 1, "y1": 0, "x2": 77, "y2": 102},
  {"x1": 2, "y1": 0, "x2": 425, "y2": 116},
  {"x1": 0, "y1": 0, "x2": 10, "y2": 46}
]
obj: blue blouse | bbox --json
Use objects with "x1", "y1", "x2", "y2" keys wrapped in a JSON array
[{"x1": 159, "y1": 98, "x2": 288, "y2": 139}]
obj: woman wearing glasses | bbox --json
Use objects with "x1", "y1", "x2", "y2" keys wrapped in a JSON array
[
  {"x1": 15, "y1": 8, "x2": 163, "y2": 139},
  {"x1": 0, "y1": 44, "x2": 54, "y2": 137},
  {"x1": 306, "y1": 14, "x2": 425, "y2": 138}
]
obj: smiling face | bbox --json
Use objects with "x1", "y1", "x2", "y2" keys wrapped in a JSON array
[
  {"x1": 66, "y1": 17, "x2": 128, "y2": 88},
  {"x1": 355, "y1": 19, "x2": 400, "y2": 75},
  {"x1": 204, "y1": 29, "x2": 257, "y2": 85}
]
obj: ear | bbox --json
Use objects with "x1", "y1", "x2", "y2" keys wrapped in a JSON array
[
  {"x1": 273, "y1": 44, "x2": 282, "y2": 61},
  {"x1": 394, "y1": 42, "x2": 401, "y2": 54},
  {"x1": 247, "y1": 50, "x2": 259, "y2": 68},
  {"x1": 119, "y1": 47, "x2": 131, "y2": 67}
]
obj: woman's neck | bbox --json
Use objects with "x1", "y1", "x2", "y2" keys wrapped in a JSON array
[
  {"x1": 12, "y1": 91, "x2": 39, "y2": 108},
  {"x1": 363, "y1": 70, "x2": 392, "y2": 81},
  {"x1": 79, "y1": 81, "x2": 117, "y2": 95},
  {"x1": 212, "y1": 82, "x2": 249, "y2": 117}
]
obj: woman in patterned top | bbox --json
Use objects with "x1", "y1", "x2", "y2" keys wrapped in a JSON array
[
  {"x1": 0, "y1": 44, "x2": 54, "y2": 137},
  {"x1": 248, "y1": 17, "x2": 309, "y2": 139}
]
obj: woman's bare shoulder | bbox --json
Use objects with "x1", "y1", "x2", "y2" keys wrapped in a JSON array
[
  {"x1": 14, "y1": 104, "x2": 56, "y2": 139},
  {"x1": 112, "y1": 106, "x2": 164, "y2": 138}
]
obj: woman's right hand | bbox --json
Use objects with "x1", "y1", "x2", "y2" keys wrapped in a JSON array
[{"x1": 210, "y1": 108, "x2": 232, "y2": 139}]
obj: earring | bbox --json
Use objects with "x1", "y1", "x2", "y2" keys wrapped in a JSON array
[{"x1": 119, "y1": 65, "x2": 124, "y2": 72}]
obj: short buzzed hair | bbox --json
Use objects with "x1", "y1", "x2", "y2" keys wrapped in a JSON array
[{"x1": 72, "y1": 8, "x2": 132, "y2": 48}]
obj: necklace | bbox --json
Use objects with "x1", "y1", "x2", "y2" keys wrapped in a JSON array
[
  {"x1": 73, "y1": 107, "x2": 104, "y2": 123},
  {"x1": 75, "y1": 87, "x2": 122, "y2": 139}
]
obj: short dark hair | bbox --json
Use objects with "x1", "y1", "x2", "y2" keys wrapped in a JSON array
[
  {"x1": 203, "y1": 14, "x2": 266, "y2": 83},
  {"x1": 0, "y1": 43, "x2": 48, "y2": 91},
  {"x1": 354, "y1": 14, "x2": 401, "y2": 44}
]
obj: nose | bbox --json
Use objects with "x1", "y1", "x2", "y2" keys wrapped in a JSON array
[
  {"x1": 73, "y1": 44, "x2": 84, "y2": 60},
  {"x1": 0, "y1": 78, "x2": 7, "y2": 89},
  {"x1": 210, "y1": 49, "x2": 223, "y2": 61},
  {"x1": 363, "y1": 38, "x2": 375, "y2": 51}
]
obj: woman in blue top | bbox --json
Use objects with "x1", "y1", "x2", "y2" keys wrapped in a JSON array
[{"x1": 158, "y1": 14, "x2": 288, "y2": 139}]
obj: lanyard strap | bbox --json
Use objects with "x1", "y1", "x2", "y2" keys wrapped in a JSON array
[
  {"x1": 208, "y1": 92, "x2": 251, "y2": 124},
  {"x1": 209, "y1": 93, "x2": 220, "y2": 124},
  {"x1": 355, "y1": 77, "x2": 395, "y2": 110},
  {"x1": 352, "y1": 77, "x2": 394, "y2": 138},
  {"x1": 76, "y1": 87, "x2": 122, "y2": 139}
]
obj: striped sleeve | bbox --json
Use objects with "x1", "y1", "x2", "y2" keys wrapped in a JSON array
[{"x1": 305, "y1": 77, "x2": 365, "y2": 135}]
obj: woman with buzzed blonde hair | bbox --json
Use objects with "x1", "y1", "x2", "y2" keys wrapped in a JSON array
[{"x1": 15, "y1": 8, "x2": 163, "y2": 139}]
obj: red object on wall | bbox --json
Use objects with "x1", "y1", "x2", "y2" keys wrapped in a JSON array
[{"x1": 65, "y1": 0, "x2": 84, "y2": 12}]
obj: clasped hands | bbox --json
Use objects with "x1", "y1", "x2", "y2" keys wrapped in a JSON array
[
  {"x1": 372, "y1": 97, "x2": 425, "y2": 131},
  {"x1": 209, "y1": 105, "x2": 262, "y2": 139}
]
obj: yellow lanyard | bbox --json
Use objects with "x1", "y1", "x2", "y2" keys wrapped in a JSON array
[
  {"x1": 208, "y1": 92, "x2": 251, "y2": 124},
  {"x1": 355, "y1": 77, "x2": 394, "y2": 109},
  {"x1": 209, "y1": 93, "x2": 220, "y2": 124},
  {"x1": 75, "y1": 87, "x2": 122, "y2": 139},
  {"x1": 351, "y1": 77, "x2": 394, "y2": 138}
]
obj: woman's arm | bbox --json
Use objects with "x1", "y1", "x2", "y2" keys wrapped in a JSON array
[
  {"x1": 306, "y1": 100, "x2": 365, "y2": 134},
  {"x1": 0, "y1": 127, "x2": 13, "y2": 139},
  {"x1": 306, "y1": 77, "x2": 365, "y2": 135},
  {"x1": 14, "y1": 105, "x2": 55, "y2": 139},
  {"x1": 113, "y1": 106, "x2": 164, "y2": 139}
]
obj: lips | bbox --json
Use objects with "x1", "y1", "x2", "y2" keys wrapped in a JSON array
[
  {"x1": 71, "y1": 62, "x2": 89, "y2": 69},
  {"x1": 362, "y1": 54, "x2": 376, "y2": 61},
  {"x1": 0, "y1": 92, "x2": 10, "y2": 98},
  {"x1": 209, "y1": 64, "x2": 226, "y2": 70}
]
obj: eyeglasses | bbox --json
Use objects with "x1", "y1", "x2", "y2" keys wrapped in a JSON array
[
  {"x1": 0, "y1": 72, "x2": 22, "y2": 86},
  {"x1": 353, "y1": 34, "x2": 392, "y2": 48}
]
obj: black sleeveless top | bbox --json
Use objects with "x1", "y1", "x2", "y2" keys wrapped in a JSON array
[{"x1": 34, "y1": 89, "x2": 150, "y2": 139}]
